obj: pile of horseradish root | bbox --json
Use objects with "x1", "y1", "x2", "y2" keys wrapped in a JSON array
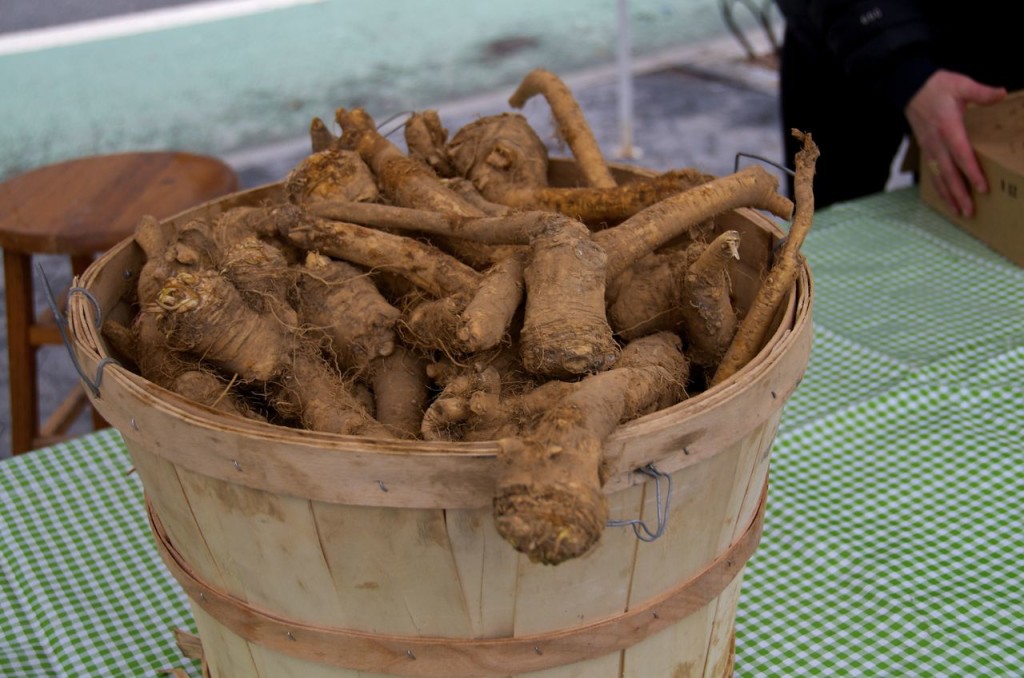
[{"x1": 105, "y1": 68, "x2": 817, "y2": 565}]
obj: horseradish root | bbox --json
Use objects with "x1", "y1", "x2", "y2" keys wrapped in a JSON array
[{"x1": 119, "y1": 70, "x2": 811, "y2": 565}]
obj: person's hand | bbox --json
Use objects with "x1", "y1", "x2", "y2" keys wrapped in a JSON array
[{"x1": 905, "y1": 70, "x2": 1006, "y2": 217}]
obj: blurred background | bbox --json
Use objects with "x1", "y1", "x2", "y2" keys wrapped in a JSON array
[
  {"x1": 0, "y1": 0, "x2": 785, "y2": 457},
  {"x1": 1, "y1": 0, "x2": 780, "y2": 181}
]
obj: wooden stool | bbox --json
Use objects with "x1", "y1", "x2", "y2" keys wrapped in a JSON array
[{"x1": 0, "y1": 152, "x2": 240, "y2": 455}]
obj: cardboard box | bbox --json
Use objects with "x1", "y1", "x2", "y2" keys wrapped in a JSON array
[{"x1": 919, "y1": 89, "x2": 1024, "y2": 267}]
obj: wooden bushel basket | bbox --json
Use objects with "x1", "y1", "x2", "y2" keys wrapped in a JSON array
[{"x1": 68, "y1": 160, "x2": 813, "y2": 678}]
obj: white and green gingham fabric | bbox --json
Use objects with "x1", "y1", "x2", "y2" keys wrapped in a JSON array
[
  {"x1": 0, "y1": 430, "x2": 200, "y2": 676},
  {"x1": 1, "y1": 188, "x2": 1022, "y2": 677},
  {"x1": 736, "y1": 189, "x2": 1024, "y2": 677}
]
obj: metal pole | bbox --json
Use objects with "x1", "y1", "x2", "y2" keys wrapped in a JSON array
[{"x1": 615, "y1": 0, "x2": 639, "y2": 159}]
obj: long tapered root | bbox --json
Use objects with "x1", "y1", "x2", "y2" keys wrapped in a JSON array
[
  {"x1": 680, "y1": 230, "x2": 741, "y2": 368},
  {"x1": 447, "y1": 112, "x2": 711, "y2": 225},
  {"x1": 277, "y1": 204, "x2": 482, "y2": 298},
  {"x1": 712, "y1": 130, "x2": 818, "y2": 385},
  {"x1": 596, "y1": 164, "x2": 791, "y2": 280},
  {"x1": 508, "y1": 68, "x2": 617, "y2": 189}
]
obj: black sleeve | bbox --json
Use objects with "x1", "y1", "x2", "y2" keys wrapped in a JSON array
[{"x1": 806, "y1": 0, "x2": 937, "y2": 111}]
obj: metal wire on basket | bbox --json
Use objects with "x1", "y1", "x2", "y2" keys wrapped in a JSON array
[
  {"x1": 607, "y1": 464, "x2": 673, "y2": 542},
  {"x1": 39, "y1": 264, "x2": 120, "y2": 398}
]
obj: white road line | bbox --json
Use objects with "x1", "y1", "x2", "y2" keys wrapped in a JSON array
[{"x1": 0, "y1": 0, "x2": 323, "y2": 57}]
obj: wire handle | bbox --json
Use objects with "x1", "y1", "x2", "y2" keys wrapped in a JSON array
[
  {"x1": 39, "y1": 264, "x2": 119, "y2": 398},
  {"x1": 376, "y1": 110, "x2": 414, "y2": 139},
  {"x1": 734, "y1": 151, "x2": 795, "y2": 177},
  {"x1": 607, "y1": 464, "x2": 673, "y2": 542},
  {"x1": 734, "y1": 150, "x2": 797, "y2": 259}
]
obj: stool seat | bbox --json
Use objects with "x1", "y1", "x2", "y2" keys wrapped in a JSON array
[
  {"x1": 1, "y1": 151, "x2": 241, "y2": 455},
  {"x1": 0, "y1": 151, "x2": 239, "y2": 256}
]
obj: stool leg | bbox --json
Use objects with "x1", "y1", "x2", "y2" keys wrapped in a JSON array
[
  {"x1": 4, "y1": 249, "x2": 39, "y2": 455},
  {"x1": 70, "y1": 254, "x2": 109, "y2": 433}
]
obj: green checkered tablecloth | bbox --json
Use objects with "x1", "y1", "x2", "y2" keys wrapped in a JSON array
[
  {"x1": 0, "y1": 430, "x2": 198, "y2": 677},
  {"x1": 735, "y1": 189, "x2": 1024, "y2": 677},
  {"x1": 1, "y1": 188, "x2": 1021, "y2": 677}
]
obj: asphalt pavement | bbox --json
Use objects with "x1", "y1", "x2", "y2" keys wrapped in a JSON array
[{"x1": 0, "y1": 2, "x2": 786, "y2": 457}]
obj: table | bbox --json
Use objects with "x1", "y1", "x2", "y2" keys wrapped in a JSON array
[{"x1": 2, "y1": 188, "x2": 1022, "y2": 677}]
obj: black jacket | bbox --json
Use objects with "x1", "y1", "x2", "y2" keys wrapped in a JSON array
[{"x1": 777, "y1": 1, "x2": 1024, "y2": 112}]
